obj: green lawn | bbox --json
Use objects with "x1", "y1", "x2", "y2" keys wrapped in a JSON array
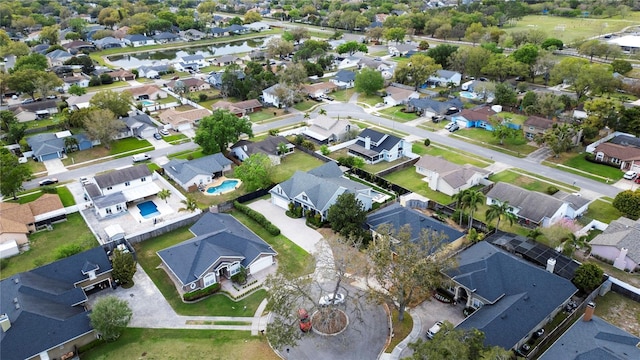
[
  {"x1": 384, "y1": 167, "x2": 453, "y2": 204},
  {"x1": 362, "y1": 157, "x2": 412, "y2": 174},
  {"x1": 157, "y1": 95, "x2": 179, "y2": 105},
  {"x1": 248, "y1": 108, "x2": 287, "y2": 123},
  {"x1": 109, "y1": 138, "x2": 153, "y2": 154},
  {"x1": 582, "y1": 199, "x2": 623, "y2": 224},
  {"x1": 25, "y1": 159, "x2": 47, "y2": 174},
  {"x1": 550, "y1": 152, "x2": 624, "y2": 181},
  {"x1": 87, "y1": 81, "x2": 130, "y2": 91},
  {"x1": 489, "y1": 169, "x2": 574, "y2": 193},
  {"x1": 293, "y1": 99, "x2": 316, "y2": 111},
  {"x1": 62, "y1": 138, "x2": 153, "y2": 166},
  {"x1": 453, "y1": 128, "x2": 537, "y2": 156},
  {"x1": 386, "y1": 310, "x2": 413, "y2": 353},
  {"x1": 378, "y1": 106, "x2": 419, "y2": 122},
  {"x1": 80, "y1": 328, "x2": 279, "y2": 360},
  {"x1": 162, "y1": 133, "x2": 189, "y2": 144},
  {"x1": 358, "y1": 93, "x2": 383, "y2": 107},
  {"x1": 271, "y1": 151, "x2": 324, "y2": 183},
  {"x1": 57, "y1": 186, "x2": 75, "y2": 206},
  {"x1": 412, "y1": 143, "x2": 492, "y2": 167},
  {"x1": 169, "y1": 148, "x2": 206, "y2": 160},
  {"x1": 0, "y1": 213, "x2": 96, "y2": 279},
  {"x1": 495, "y1": 112, "x2": 527, "y2": 125},
  {"x1": 332, "y1": 88, "x2": 355, "y2": 102}
]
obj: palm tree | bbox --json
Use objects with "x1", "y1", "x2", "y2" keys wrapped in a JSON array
[
  {"x1": 304, "y1": 112, "x2": 311, "y2": 120},
  {"x1": 485, "y1": 200, "x2": 517, "y2": 231},
  {"x1": 463, "y1": 189, "x2": 484, "y2": 231},
  {"x1": 452, "y1": 189, "x2": 469, "y2": 226},
  {"x1": 64, "y1": 136, "x2": 79, "y2": 153},
  {"x1": 319, "y1": 108, "x2": 327, "y2": 116},
  {"x1": 179, "y1": 196, "x2": 198, "y2": 212},
  {"x1": 157, "y1": 189, "x2": 171, "y2": 203},
  {"x1": 527, "y1": 228, "x2": 543, "y2": 240},
  {"x1": 563, "y1": 233, "x2": 591, "y2": 258}
]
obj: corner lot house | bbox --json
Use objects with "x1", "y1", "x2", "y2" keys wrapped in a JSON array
[
  {"x1": 157, "y1": 212, "x2": 276, "y2": 294},
  {"x1": 347, "y1": 128, "x2": 414, "y2": 164},
  {"x1": 162, "y1": 153, "x2": 232, "y2": 192},
  {"x1": 590, "y1": 217, "x2": 640, "y2": 272},
  {"x1": 270, "y1": 162, "x2": 374, "y2": 219},
  {"x1": 0, "y1": 247, "x2": 113, "y2": 360},
  {"x1": 593, "y1": 134, "x2": 640, "y2": 173},
  {"x1": 382, "y1": 85, "x2": 419, "y2": 106},
  {"x1": 159, "y1": 108, "x2": 212, "y2": 132},
  {"x1": 231, "y1": 136, "x2": 294, "y2": 165},
  {"x1": 330, "y1": 69, "x2": 356, "y2": 89},
  {"x1": 415, "y1": 155, "x2": 490, "y2": 196},
  {"x1": 303, "y1": 115, "x2": 355, "y2": 144},
  {"x1": 447, "y1": 241, "x2": 577, "y2": 351}
]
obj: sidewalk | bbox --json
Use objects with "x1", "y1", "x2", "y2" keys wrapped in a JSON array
[{"x1": 379, "y1": 309, "x2": 422, "y2": 360}]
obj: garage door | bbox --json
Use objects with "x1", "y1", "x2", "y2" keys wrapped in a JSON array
[
  {"x1": 271, "y1": 195, "x2": 289, "y2": 209},
  {"x1": 178, "y1": 123, "x2": 192, "y2": 132},
  {"x1": 631, "y1": 164, "x2": 640, "y2": 172},
  {"x1": 40, "y1": 152, "x2": 60, "y2": 161},
  {"x1": 250, "y1": 256, "x2": 273, "y2": 274}
]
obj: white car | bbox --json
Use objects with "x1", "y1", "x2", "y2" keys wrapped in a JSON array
[
  {"x1": 426, "y1": 321, "x2": 444, "y2": 339},
  {"x1": 319, "y1": 293, "x2": 345, "y2": 306},
  {"x1": 623, "y1": 171, "x2": 638, "y2": 180}
]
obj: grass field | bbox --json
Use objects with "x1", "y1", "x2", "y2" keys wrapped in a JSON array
[
  {"x1": 80, "y1": 328, "x2": 279, "y2": 360},
  {"x1": 271, "y1": 151, "x2": 325, "y2": 183},
  {"x1": 489, "y1": 169, "x2": 572, "y2": 193},
  {"x1": 378, "y1": 106, "x2": 419, "y2": 122},
  {"x1": 582, "y1": 199, "x2": 623, "y2": 224},
  {"x1": 546, "y1": 152, "x2": 624, "y2": 181},
  {"x1": 62, "y1": 138, "x2": 153, "y2": 166},
  {"x1": 384, "y1": 167, "x2": 453, "y2": 204},
  {"x1": 411, "y1": 142, "x2": 493, "y2": 167},
  {"x1": 594, "y1": 291, "x2": 640, "y2": 337},
  {"x1": 453, "y1": 128, "x2": 537, "y2": 156}
]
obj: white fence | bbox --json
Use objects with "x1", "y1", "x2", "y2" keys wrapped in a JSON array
[{"x1": 585, "y1": 131, "x2": 635, "y2": 154}]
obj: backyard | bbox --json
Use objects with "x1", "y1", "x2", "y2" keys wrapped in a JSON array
[
  {"x1": 383, "y1": 167, "x2": 453, "y2": 204},
  {"x1": 593, "y1": 291, "x2": 640, "y2": 337},
  {"x1": 581, "y1": 199, "x2": 623, "y2": 225}
]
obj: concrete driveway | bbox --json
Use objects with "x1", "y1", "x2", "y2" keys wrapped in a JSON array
[
  {"x1": 248, "y1": 199, "x2": 323, "y2": 254},
  {"x1": 43, "y1": 158, "x2": 67, "y2": 175}
]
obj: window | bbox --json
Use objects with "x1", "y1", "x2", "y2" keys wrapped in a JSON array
[
  {"x1": 106, "y1": 208, "x2": 112, "y2": 214},
  {"x1": 141, "y1": 177, "x2": 146, "y2": 182},
  {"x1": 107, "y1": 186, "x2": 112, "y2": 190},
  {"x1": 125, "y1": 181, "x2": 130, "y2": 186},
  {"x1": 203, "y1": 273, "x2": 216, "y2": 287},
  {"x1": 116, "y1": 204, "x2": 123, "y2": 211},
  {"x1": 302, "y1": 195, "x2": 308, "y2": 201},
  {"x1": 230, "y1": 263, "x2": 241, "y2": 275},
  {"x1": 472, "y1": 298, "x2": 483, "y2": 309}
]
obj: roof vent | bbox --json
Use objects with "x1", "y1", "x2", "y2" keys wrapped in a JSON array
[
  {"x1": 13, "y1": 298, "x2": 18, "y2": 304},
  {"x1": 0, "y1": 314, "x2": 10, "y2": 332},
  {"x1": 14, "y1": 304, "x2": 20, "y2": 310},
  {"x1": 13, "y1": 278, "x2": 19, "y2": 284},
  {"x1": 524, "y1": 295, "x2": 529, "y2": 301},
  {"x1": 500, "y1": 314, "x2": 507, "y2": 319}
]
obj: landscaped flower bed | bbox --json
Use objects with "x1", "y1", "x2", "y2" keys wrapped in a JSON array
[{"x1": 433, "y1": 288, "x2": 453, "y2": 303}]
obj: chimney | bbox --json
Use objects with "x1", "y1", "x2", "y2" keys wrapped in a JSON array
[
  {"x1": 364, "y1": 136, "x2": 371, "y2": 150},
  {"x1": 0, "y1": 314, "x2": 10, "y2": 332},
  {"x1": 546, "y1": 258, "x2": 556, "y2": 273},
  {"x1": 583, "y1": 302, "x2": 595, "y2": 322}
]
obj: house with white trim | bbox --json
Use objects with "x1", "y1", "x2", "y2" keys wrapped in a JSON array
[
  {"x1": 162, "y1": 153, "x2": 232, "y2": 191},
  {"x1": 347, "y1": 128, "x2": 414, "y2": 164},
  {"x1": 590, "y1": 217, "x2": 640, "y2": 272},
  {"x1": 415, "y1": 155, "x2": 490, "y2": 196}
]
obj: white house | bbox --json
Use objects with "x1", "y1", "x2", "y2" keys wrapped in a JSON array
[
  {"x1": 428, "y1": 70, "x2": 462, "y2": 87},
  {"x1": 162, "y1": 153, "x2": 232, "y2": 191},
  {"x1": 174, "y1": 54, "x2": 207, "y2": 72},
  {"x1": 347, "y1": 128, "x2": 415, "y2": 164},
  {"x1": 382, "y1": 85, "x2": 420, "y2": 106},
  {"x1": 261, "y1": 84, "x2": 281, "y2": 107},
  {"x1": 414, "y1": 155, "x2": 490, "y2": 196},
  {"x1": 331, "y1": 70, "x2": 356, "y2": 89},
  {"x1": 303, "y1": 115, "x2": 355, "y2": 144},
  {"x1": 124, "y1": 34, "x2": 154, "y2": 47},
  {"x1": 244, "y1": 22, "x2": 270, "y2": 32},
  {"x1": 336, "y1": 56, "x2": 360, "y2": 69}
]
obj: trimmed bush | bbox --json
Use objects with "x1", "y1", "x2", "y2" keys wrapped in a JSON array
[
  {"x1": 546, "y1": 186, "x2": 559, "y2": 195},
  {"x1": 234, "y1": 201, "x2": 281, "y2": 236},
  {"x1": 183, "y1": 283, "x2": 221, "y2": 301}
]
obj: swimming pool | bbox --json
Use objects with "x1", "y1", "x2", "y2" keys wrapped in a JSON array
[
  {"x1": 137, "y1": 201, "x2": 160, "y2": 218},
  {"x1": 459, "y1": 91, "x2": 478, "y2": 99},
  {"x1": 206, "y1": 180, "x2": 240, "y2": 195},
  {"x1": 140, "y1": 100, "x2": 155, "y2": 107}
]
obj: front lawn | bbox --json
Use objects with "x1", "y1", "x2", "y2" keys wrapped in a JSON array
[
  {"x1": 452, "y1": 128, "x2": 537, "y2": 156},
  {"x1": 110, "y1": 137, "x2": 153, "y2": 154},
  {"x1": 25, "y1": 159, "x2": 47, "y2": 174},
  {"x1": 489, "y1": 169, "x2": 574, "y2": 193},
  {"x1": 249, "y1": 109, "x2": 286, "y2": 123},
  {"x1": 57, "y1": 186, "x2": 75, "y2": 206},
  {"x1": 80, "y1": 328, "x2": 279, "y2": 360},
  {"x1": 62, "y1": 138, "x2": 153, "y2": 166},
  {"x1": 378, "y1": 106, "x2": 419, "y2": 122},
  {"x1": 411, "y1": 143, "x2": 492, "y2": 167},
  {"x1": 169, "y1": 148, "x2": 206, "y2": 160},
  {"x1": 0, "y1": 213, "x2": 96, "y2": 279},
  {"x1": 332, "y1": 88, "x2": 355, "y2": 102},
  {"x1": 384, "y1": 167, "x2": 453, "y2": 204},
  {"x1": 358, "y1": 93, "x2": 383, "y2": 107},
  {"x1": 582, "y1": 199, "x2": 623, "y2": 224},
  {"x1": 386, "y1": 310, "x2": 413, "y2": 353},
  {"x1": 162, "y1": 133, "x2": 189, "y2": 144},
  {"x1": 547, "y1": 152, "x2": 624, "y2": 182},
  {"x1": 293, "y1": 99, "x2": 316, "y2": 111}
]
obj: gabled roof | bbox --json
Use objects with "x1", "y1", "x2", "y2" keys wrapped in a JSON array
[
  {"x1": 26, "y1": 132, "x2": 91, "y2": 158},
  {"x1": 128, "y1": 85, "x2": 163, "y2": 97},
  {"x1": 232, "y1": 136, "x2": 292, "y2": 157},
  {"x1": 162, "y1": 153, "x2": 231, "y2": 184},
  {"x1": 304, "y1": 115, "x2": 353, "y2": 141},
  {"x1": 485, "y1": 182, "x2": 564, "y2": 223},
  {"x1": 434, "y1": 69, "x2": 460, "y2": 79},
  {"x1": 524, "y1": 115, "x2": 554, "y2": 130},
  {"x1": 157, "y1": 213, "x2": 276, "y2": 285},
  {"x1": 153, "y1": 32, "x2": 180, "y2": 40},
  {"x1": 449, "y1": 241, "x2": 576, "y2": 349},
  {"x1": 349, "y1": 128, "x2": 402, "y2": 156},
  {"x1": 594, "y1": 142, "x2": 640, "y2": 161},
  {"x1": 94, "y1": 165, "x2": 152, "y2": 189},
  {"x1": 180, "y1": 54, "x2": 205, "y2": 62},
  {"x1": 539, "y1": 315, "x2": 640, "y2": 360},
  {"x1": 225, "y1": 24, "x2": 247, "y2": 32},
  {"x1": 211, "y1": 54, "x2": 240, "y2": 63},
  {"x1": 459, "y1": 106, "x2": 497, "y2": 122},
  {"x1": 93, "y1": 36, "x2": 122, "y2": 46},
  {"x1": 408, "y1": 97, "x2": 462, "y2": 114},
  {"x1": 366, "y1": 203, "x2": 464, "y2": 247},
  {"x1": 46, "y1": 49, "x2": 73, "y2": 60},
  {"x1": 125, "y1": 34, "x2": 151, "y2": 41},
  {"x1": 590, "y1": 217, "x2": 640, "y2": 263},
  {"x1": 333, "y1": 69, "x2": 356, "y2": 83},
  {"x1": 415, "y1": 155, "x2": 490, "y2": 189},
  {"x1": 28, "y1": 193, "x2": 64, "y2": 216},
  {"x1": 384, "y1": 86, "x2": 417, "y2": 101},
  {"x1": 9, "y1": 99, "x2": 58, "y2": 113},
  {"x1": 609, "y1": 134, "x2": 640, "y2": 148},
  {"x1": 159, "y1": 108, "x2": 212, "y2": 126}
]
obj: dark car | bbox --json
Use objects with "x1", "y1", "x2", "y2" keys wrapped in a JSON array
[
  {"x1": 445, "y1": 107, "x2": 459, "y2": 115},
  {"x1": 153, "y1": 133, "x2": 162, "y2": 140},
  {"x1": 39, "y1": 178, "x2": 59, "y2": 186}
]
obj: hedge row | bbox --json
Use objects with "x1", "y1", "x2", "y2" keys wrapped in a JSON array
[
  {"x1": 183, "y1": 283, "x2": 221, "y2": 301},
  {"x1": 234, "y1": 201, "x2": 281, "y2": 236}
]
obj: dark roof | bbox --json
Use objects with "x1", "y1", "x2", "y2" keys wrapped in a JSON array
[
  {"x1": 153, "y1": 32, "x2": 179, "y2": 40},
  {"x1": 157, "y1": 213, "x2": 276, "y2": 285},
  {"x1": 333, "y1": 69, "x2": 356, "y2": 83},
  {"x1": 162, "y1": 153, "x2": 231, "y2": 184},
  {"x1": 94, "y1": 165, "x2": 152, "y2": 189},
  {"x1": 366, "y1": 203, "x2": 464, "y2": 248},
  {"x1": 0, "y1": 247, "x2": 110, "y2": 360},
  {"x1": 125, "y1": 34, "x2": 151, "y2": 41},
  {"x1": 232, "y1": 136, "x2": 291, "y2": 157},
  {"x1": 349, "y1": 128, "x2": 402, "y2": 156},
  {"x1": 486, "y1": 182, "x2": 564, "y2": 223},
  {"x1": 524, "y1": 115, "x2": 554, "y2": 130},
  {"x1": 225, "y1": 24, "x2": 247, "y2": 32},
  {"x1": 408, "y1": 98, "x2": 463, "y2": 114},
  {"x1": 609, "y1": 134, "x2": 640, "y2": 148},
  {"x1": 9, "y1": 99, "x2": 59, "y2": 113},
  {"x1": 539, "y1": 315, "x2": 640, "y2": 360},
  {"x1": 449, "y1": 242, "x2": 577, "y2": 350},
  {"x1": 26, "y1": 133, "x2": 92, "y2": 158}
]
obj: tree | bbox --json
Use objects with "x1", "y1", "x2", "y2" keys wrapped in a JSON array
[
  {"x1": 64, "y1": 137, "x2": 79, "y2": 153},
  {"x1": 452, "y1": 189, "x2": 469, "y2": 226},
  {"x1": 612, "y1": 189, "x2": 640, "y2": 219},
  {"x1": 179, "y1": 196, "x2": 199, "y2": 213},
  {"x1": 512, "y1": 44, "x2": 539, "y2": 79},
  {"x1": 578, "y1": 40, "x2": 607, "y2": 62},
  {"x1": 394, "y1": 54, "x2": 442, "y2": 90},
  {"x1": 536, "y1": 123, "x2": 578, "y2": 157},
  {"x1": 157, "y1": 189, "x2": 171, "y2": 203},
  {"x1": 326, "y1": 192, "x2": 367, "y2": 239},
  {"x1": 541, "y1": 38, "x2": 564, "y2": 50},
  {"x1": 462, "y1": 189, "x2": 484, "y2": 231},
  {"x1": 233, "y1": 153, "x2": 273, "y2": 191},
  {"x1": 573, "y1": 263, "x2": 604, "y2": 293},
  {"x1": 485, "y1": 200, "x2": 516, "y2": 231},
  {"x1": 355, "y1": 68, "x2": 384, "y2": 96},
  {"x1": 0, "y1": 148, "x2": 31, "y2": 199},
  {"x1": 13, "y1": 53, "x2": 49, "y2": 72},
  {"x1": 195, "y1": 110, "x2": 253, "y2": 154},
  {"x1": 366, "y1": 27, "x2": 384, "y2": 44},
  {"x1": 83, "y1": 109, "x2": 124, "y2": 149},
  {"x1": 384, "y1": 27, "x2": 406, "y2": 44},
  {"x1": 482, "y1": 55, "x2": 526, "y2": 83},
  {"x1": 464, "y1": 22, "x2": 485, "y2": 45},
  {"x1": 409, "y1": 324, "x2": 509, "y2": 360},
  {"x1": 611, "y1": 59, "x2": 632, "y2": 74},
  {"x1": 64, "y1": 56, "x2": 96, "y2": 74},
  {"x1": 243, "y1": 10, "x2": 262, "y2": 24},
  {"x1": 335, "y1": 41, "x2": 368, "y2": 56},
  {"x1": 368, "y1": 223, "x2": 456, "y2": 322},
  {"x1": 7, "y1": 70, "x2": 45, "y2": 99},
  {"x1": 427, "y1": 44, "x2": 458, "y2": 69},
  {"x1": 68, "y1": 84, "x2": 86, "y2": 96},
  {"x1": 0, "y1": 110, "x2": 17, "y2": 132},
  {"x1": 277, "y1": 62, "x2": 308, "y2": 86},
  {"x1": 563, "y1": 233, "x2": 590, "y2": 258},
  {"x1": 112, "y1": 249, "x2": 137, "y2": 286},
  {"x1": 450, "y1": 47, "x2": 491, "y2": 80},
  {"x1": 265, "y1": 38, "x2": 294, "y2": 60},
  {"x1": 33, "y1": 72, "x2": 63, "y2": 99},
  {"x1": 493, "y1": 83, "x2": 518, "y2": 107},
  {"x1": 39, "y1": 25, "x2": 60, "y2": 45},
  {"x1": 89, "y1": 296, "x2": 132, "y2": 341},
  {"x1": 271, "y1": 83, "x2": 298, "y2": 110},
  {"x1": 89, "y1": 90, "x2": 132, "y2": 117}
]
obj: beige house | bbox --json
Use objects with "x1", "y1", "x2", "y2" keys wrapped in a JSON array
[
  {"x1": 303, "y1": 114, "x2": 355, "y2": 144},
  {"x1": 128, "y1": 85, "x2": 168, "y2": 101},
  {"x1": 414, "y1": 155, "x2": 490, "y2": 196},
  {"x1": 160, "y1": 107, "x2": 212, "y2": 132}
]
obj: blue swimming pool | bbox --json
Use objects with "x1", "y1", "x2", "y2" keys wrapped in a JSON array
[
  {"x1": 137, "y1": 201, "x2": 160, "y2": 218},
  {"x1": 459, "y1": 91, "x2": 478, "y2": 99},
  {"x1": 206, "y1": 180, "x2": 239, "y2": 195},
  {"x1": 140, "y1": 100, "x2": 155, "y2": 107}
]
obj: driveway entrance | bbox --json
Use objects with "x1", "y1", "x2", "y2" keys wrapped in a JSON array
[{"x1": 43, "y1": 158, "x2": 67, "y2": 175}]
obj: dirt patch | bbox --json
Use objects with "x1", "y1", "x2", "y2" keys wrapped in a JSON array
[
  {"x1": 595, "y1": 291, "x2": 640, "y2": 337},
  {"x1": 312, "y1": 308, "x2": 348, "y2": 335}
]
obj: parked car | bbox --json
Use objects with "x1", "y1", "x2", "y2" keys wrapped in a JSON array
[
  {"x1": 432, "y1": 115, "x2": 445, "y2": 123},
  {"x1": 426, "y1": 321, "x2": 444, "y2": 339},
  {"x1": 533, "y1": 328, "x2": 545, "y2": 339},
  {"x1": 298, "y1": 308, "x2": 312, "y2": 332},
  {"x1": 153, "y1": 133, "x2": 162, "y2": 140},
  {"x1": 635, "y1": 177, "x2": 640, "y2": 184},
  {"x1": 132, "y1": 153, "x2": 151, "y2": 162},
  {"x1": 319, "y1": 293, "x2": 345, "y2": 306},
  {"x1": 160, "y1": 129, "x2": 170, "y2": 136},
  {"x1": 623, "y1": 171, "x2": 638, "y2": 180},
  {"x1": 445, "y1": 122, "x2": 459, "y2": 132},
  {"x1": 39, "y1": 178, "x2": 58, "y2": 186}
]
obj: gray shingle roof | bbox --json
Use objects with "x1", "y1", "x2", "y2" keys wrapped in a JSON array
[
  {"x1": 449, "y1": 241, "x2": 577, "y2": 350},
  {"x1": 609, "y1": 134, "x2": 640, "y2": 148},
  {"x1": 590, "y1": 217, "x2": 640, "y2": 263},
  {"x1": 162, "y1": 153, "x2": 231, "y2": 184},
  {"x1": 231, "y1": 136, "x2": 291, "y2": 157},
  {"x1": 333, "y1": 69, "x2": 356, "y2": 83},
  {"x1": 408, "y1": 98, "x2": 463, "y2": 114},
  {"x1": 415, "y1": 155, "x2": 490, "y2": 189},
  {"x1": 94, "y1": 165, "x2": 152, "y2": 189},
  {"x1": 350, "y1": 128, "x2": 402, "y2": 155},
  {"x1": 157, "y1": 213, "x2": 276, "y2": 285},
  {"x1": 486, "y1": 182, "x2": 564, "y2": 223}
]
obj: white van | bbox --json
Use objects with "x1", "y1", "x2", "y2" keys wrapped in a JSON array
[{"x1": 132, "y1": 153, "x2": 151, "y2": 162}]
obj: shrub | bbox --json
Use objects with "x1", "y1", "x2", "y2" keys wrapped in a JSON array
[
  {"x1": 183, "y1": 283, "x2": 221, "y2": 301},
  {"x1": 268, "y1": 129, "x2": 279, "y2": 136},
  {"x1": 320, "y1": 145, "x2": 330, "y2": 155},
  {"x1": 546, "y1": 186, "x2": 559, "y2": 195},
  {"x1": 424, "y1": 138, "x2": 430, "y2": 147},
  {"x1": 234, "y1": 201, "x2": 281, "y2": 235},
  {"x1": 41, "y1": 186, "x2": 57, "y2": 194},
  {"x1": 198, "y1": 93, "x2": 208, "y2": 102},
  {"x1": 55, "y1": 243, "x2": 83, "y2": 259},
  {"x1": 231, "y1": 267, "x2": 247, "y2": 284},
  {"x1": 301, "y1": 140, "x2": 315, "y2": 151}
]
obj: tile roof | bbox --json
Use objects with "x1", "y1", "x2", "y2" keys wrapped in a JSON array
[
  {"x1": 94, "y1": 165, "x2": 152, "y2": 189},
  {"x1": 486, "y1": 182, "x2": 565, "y2": 223},
  {"x1": 590, "y1": 217, "x2": 640, "y2": 263},
  {"x1": 0, "y1": 217, "x2": 29, "y2": 234},
  {"x1": 162, "y1": 153, "x2": 231, "y2": 184}
]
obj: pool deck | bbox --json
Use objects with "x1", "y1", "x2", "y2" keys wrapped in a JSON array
[{"x1": 203, "y1": 176, "x2": 242, "y2": 196}]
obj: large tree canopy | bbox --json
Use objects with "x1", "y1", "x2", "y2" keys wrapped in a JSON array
[
  {"x1": 326, "y1": 192, "x2": 368, "y2": 240},
  {"x1": 89, "y1": 90, "x2": 133, "y2": 117},
  {"x1": 233, "y1": 153, "x2": 273, "y2": 191},
  {"x1": 89, "y1": 296, "x2": 132, "y2": 341},
  {"x1": 394, "y1": 54, "x2": 441, "y2": 90},
  {"x1": 0, "y1": 148, "x2": 31, "y2": 199},
  {"x1": 194, "y1": 110, "x2": 253, "y2": 154}
]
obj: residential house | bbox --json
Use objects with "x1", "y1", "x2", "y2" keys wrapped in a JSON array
[
  {"x1": 414, "y1": 155, "x2": 490, "y2": 196},
  {"x1": 137, "y1": 64, "x2": 171, "y2": 79},
  {"x1": 366, "y1": 203, "x2": 465, "y2": 247},
  {"x1": 226, "y1": 24, "x2": 249, "y2": 34},
  {"x1": 593, "y1": 134, "x2": 640, "y2": 173},
  {"x1": 359, "y1": 58, "x2": 395, "y2": 79},
  {"x1": 453, "y1": 106, "x2": 498, "y2": 130},
  {"x1": 162, "y1": 153, "x2": 232, "y2": 191},
  {"x1": 485, "y1": 182, "x2": 590, "y2": 228},
  {"x1": 104, "y1": 69, "x2": 135, "y2": 82},
  {"x1": 428, "y1": 70, "x2": 462, "y2": 87},
  {"x1": 66, "y1": 93, "x2": 96, "y2": 110},
  {"x1": 152, "y1": 32, "x2": 180, "y2": 44},
  {"x1": 159, "y1": 108, "x2": 212, "y2": 132},
  {"x1": 261, "y1": 84, "x2": 282, "y2": 107},
  {"x1": 336, "y1": 56, "x2": 361, "y2": 69},
  {"x1": 93, "y1": 36, "x2": 123, "y2": 50},
  {"x1": 382, "y1": 85, "x2": 420, "y2": 106},
  {"x1": 129, "y1": 85, "x2": 168, "y2": 101},
  {"x1": 167, "y1": 78, "x2": 210, "y2": 92},
  {"x1": 231, "y1": 136, "x2": 294, "y2": 165},
  {"x1": 303, "y1": 114, "x2": 355, "y2": 144},
  {"x1": 406, "y1": 98, "x2": 463, "y2": 118},
  {"x1": 180, "y1": 29, "x2": 207, "y2": 41},
  {"x1": 60, "y1": 74, "x2": 91, "y2": 91},
  {"x1": 388, "y1": 43, "x2": 418, "y2": 57},
  {"x1": 244, "y1": 22, "x2": 270, "y2": 32},
  {"x1": 62, "y1": 40, "x2": 96, "y2": 53},
  {"x1": 0, "y1": 217, "x2": 28, "y2": 258},
  {"x1": 590, "y1": 217, "x2": 640, "y2": 272},
  {"x1": 539, "y1": 313, "x2": 640, "y2": 360},
  {"x1": 9, "y1": 100, "x2": 60, "y2": 122},
  {"x1": 85, "y1": 165, "x2": 159, "y2": 218},
  {"x1": 331, "y1": 70, "x2": 356, "y2": 89},
  {"x1": 27, "y1": 131, "x2": 93, "y2": 161},
  {"x1": 210, "y1": 27, "x2": 228, "y2": 37},
  {"x1": 174, "y1": 54, "x2": 207, "y2": 72},
  {"x1": 0, "y1": 247, "x2": 113, "y2": 360},
  {"x1": 123, "y1": 34, "x2": 154, "y2": 47},
  {"x1": 46, "y1": 49, "x2": 73, "y2": 66},
  {"x1": 157, "y1": 212, "x2": 276, "y2": 294},
  {"x1": 347, "y1": 128, "x2": 414, "y2": 164},
  {"x1": 447, "y1": 241, "x2": 577, "y2": 350},
  {"x1": 302, "y1": 82, "x2": 338, "y2": 99},
  {"x1": 269, "y1": 162, "x2": 374, "y2": 219},
  {"x1": 207, "y1": 70, "x2": 245, "y2": 88},
  {"x1": 209, "y1": 55, "x2": 241, "y2": 67},
  {"x1": 121, "y1": 114, "x2": 158, "y2": 139},
  {"x1": 523, "y1": 115, "x2": 554, "y2": 141}
]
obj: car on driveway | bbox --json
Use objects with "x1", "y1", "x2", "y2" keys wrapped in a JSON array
[
  {"x1": 445, "y1": 122, "x2": 459, "y2": 132},
  {"x1": 153, "y1": 133, "x2": 162, "y2": 140},
  {"x1": 39, "y1": 178, "x2": 58, "y2": 186},
  {"x1": 426, "y1": 321, "x2": 444, "y2": 339},
  {"x1": 623, "y1": 171, "x2": 638, "y2": 180},
  {"x1": 160, "y1": 129, "x2": 170, "y2": 136},
  {"x1": 319, "y1": 293, "x2": 345, "y2": 306}
]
